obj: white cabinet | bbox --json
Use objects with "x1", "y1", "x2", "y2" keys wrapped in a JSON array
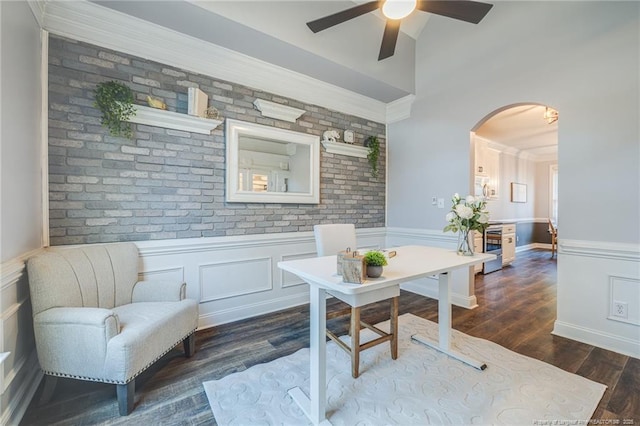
[
  {"x1": 502, "y1": 224, "x2": 516, "y2": 265},
  {"x1": 474, "y1": 137, "x2": 500, "y2": 199},
  {"x1": 485, "y1": 147, "x2": 500, "y2": 199},
  {"x1": 473, "y1": 231, "x2": 484, "y2": 274}
]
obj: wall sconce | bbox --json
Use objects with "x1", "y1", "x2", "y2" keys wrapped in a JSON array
[{"x1": 543, "y1": 107, "x2": 559, "y2": 124}]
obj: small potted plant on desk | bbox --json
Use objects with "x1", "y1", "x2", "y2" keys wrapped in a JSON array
[{"x1": 364, "y1": 250, "x2": 387, "y2": 278}]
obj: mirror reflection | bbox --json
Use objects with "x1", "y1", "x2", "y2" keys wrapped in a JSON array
[
  {"x1": 226, "y1": 119, "x2": 320, "y2": 204},
  {"x1": 238, "y1": 136, "x2": 311, "y2": 194}
]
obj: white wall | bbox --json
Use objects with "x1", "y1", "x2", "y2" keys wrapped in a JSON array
[
  {"x1": 534, "y1": 161, "x2": 555, "y2": 219},
  {"x1": 0, "y1": 2, "x2": 44, "y2": 424},
  {"x1": 484, "y1": 152, "x2": 537, "y2": 221},
  {"x1": 388, "y1": 1, "x2": 639, "y2": 357},
  {"x1": 1, "y1": 2, "x2": 43, "y2": 262}
]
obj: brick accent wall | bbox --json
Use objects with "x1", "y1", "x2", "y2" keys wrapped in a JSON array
[{"x1": 48, "y1": 36, "x2": 386, "y2": 245}]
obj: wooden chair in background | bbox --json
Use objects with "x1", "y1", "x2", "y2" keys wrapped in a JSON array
[
  {"x1": 313, "y1": 224, "x2": 398, "y2": 378},
  {"x1": 548, "y1": 219, "x2": 558, "y2": 258}
]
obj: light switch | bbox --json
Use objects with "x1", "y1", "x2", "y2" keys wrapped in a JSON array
[
  {"x1": 437, "y1": 198, "x2": 445, "y2": 209},
  {"x1": 432, "y1": 197, "x2": 437, "y2": 205}
]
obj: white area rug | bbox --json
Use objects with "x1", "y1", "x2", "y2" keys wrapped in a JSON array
[{"x1": 203, "y1": 314, "x2": 606, "y2": 425}]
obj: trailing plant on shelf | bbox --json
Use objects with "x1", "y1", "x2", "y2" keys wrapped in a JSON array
[
  {"x1": 94, "y1": 80, "x2": 136, "y2": 138},
  {"x1": 365, "y1": 135, "x2": 380, "y2": 178}
]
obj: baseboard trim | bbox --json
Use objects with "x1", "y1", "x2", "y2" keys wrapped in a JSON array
[{"x1": 552, "y1": 320, "x2": 640, "y2": 359}]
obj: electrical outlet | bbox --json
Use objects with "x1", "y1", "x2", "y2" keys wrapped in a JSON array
[
  {"x1": 437, "y1": 198, "x2": 445, "y2": 209},
  {"x1": 516, "y1": 235, "x2": 520, "y2": 243},
  {"x1": 432, "y1": 197, "x2": 437, "y2": 205},
  {"x1": 612, "y1": 301, "x2": 628, "y2": 319}
]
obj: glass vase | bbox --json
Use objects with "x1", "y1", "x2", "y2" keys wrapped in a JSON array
[{"x1": 457, "y1": 228, "x2": 474, "y2": 256}]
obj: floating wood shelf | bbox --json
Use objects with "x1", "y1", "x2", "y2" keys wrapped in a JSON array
[
  {"x1": 321, "y1": 140, "x2": 368, "y2": 158},
  {"x1": 129, "y1": 105, "x2": 222, "y2": 135}
]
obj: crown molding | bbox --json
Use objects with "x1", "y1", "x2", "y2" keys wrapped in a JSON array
[
  {"x1": 41, "y1": 1, "x2": 392, "y2": 124},
  {"x1": 475, "y1": 135, "x2": 553, "y2": 163},
  {"x1": 386, "y1": 94, "x2": 415, "y2": 124},
  {"x1": 27, "y1": 0, "x2": 46, "y2": 27},
  {"x1": 253, "y1": 99, "x2": 306, "y2": 123}
]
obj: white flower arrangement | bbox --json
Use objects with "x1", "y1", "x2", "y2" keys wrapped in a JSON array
[{"x1": 443, "y1": 193, "x2": 490, "y2": 234}]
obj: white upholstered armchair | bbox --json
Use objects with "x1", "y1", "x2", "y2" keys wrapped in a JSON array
[{"x1": 26, "y1": 242, "x2": 199, "y2": 415}]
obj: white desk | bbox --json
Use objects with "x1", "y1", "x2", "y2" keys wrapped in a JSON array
[{"x1": 278, "y1": 245, "x2": 496, "y2": 425}]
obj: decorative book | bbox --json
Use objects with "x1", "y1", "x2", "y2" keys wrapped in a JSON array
[{"x1": 188, "y1": 87, "x2": 208, "y2": 118}]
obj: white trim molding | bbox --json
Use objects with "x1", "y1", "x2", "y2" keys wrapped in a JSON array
[
  {"x1": 253, "y1": 99, "x2": 306, "y2": 123},
  {"x1": 559, "y1": 239, "x2": 640, "y2": 261},
  {"x1": 552, "y1": 321, "x2": 639, "y2": 359},
  {"x1": 386, "y1": 227, "x2": 458, "y2": 245},
  {"x1": 0, "y1": 249, "x2": 44, "y2": 426},
  {"x1": 40, "y1": 29, "x2": 50, "y2": 247},
  {"x1": 386, "y1": 94, "x2": 415, "y2": 124},
  {"x1": 27, "y1": 0, "x2": 46, "y2": 27},
  {"x1": 41, "y1": 0, "x2": 390, "y2": 123},
  {"x1": 130, "y1": 105, "x2": 222, "y2": 135}
]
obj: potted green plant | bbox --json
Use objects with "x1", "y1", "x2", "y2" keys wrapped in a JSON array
[
  {"x1": 365, "y1": 136, "x2": 380, "y2": 178},
  {"x1": 364, "y1": 250, "x2": 388, "y2": 278},
  {"x1": 94, "y1": 80, "x2": 136, "y2": 138}
]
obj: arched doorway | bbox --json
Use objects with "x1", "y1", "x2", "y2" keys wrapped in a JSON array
[{"x1": 469, "y1": 103, "x2": 559, "y2": 270}]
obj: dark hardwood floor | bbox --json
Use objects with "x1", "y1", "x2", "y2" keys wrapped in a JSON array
[{"x1": 21, "y1": 249, "x2": 639, "y2": 425}]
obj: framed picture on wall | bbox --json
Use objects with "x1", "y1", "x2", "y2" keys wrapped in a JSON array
[{"x1": 511, "y1": 182, "x2": 527, "y2": 203}]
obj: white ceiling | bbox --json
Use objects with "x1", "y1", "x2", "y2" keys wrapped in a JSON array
[{"x1": 475, "y1": 105, "x2": 558, "y2": 161}]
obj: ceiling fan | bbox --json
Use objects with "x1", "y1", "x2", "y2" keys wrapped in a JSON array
[{"x1": 307, "y1": 0, "x2": 493, "y2": 61}]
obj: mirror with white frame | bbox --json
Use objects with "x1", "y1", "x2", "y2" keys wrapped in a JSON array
[{"x1": 225, "y1": 118, "x2": 320, "y2": 204}]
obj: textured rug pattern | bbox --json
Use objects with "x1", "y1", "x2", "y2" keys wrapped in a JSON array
[{"x1": 203, "y1": 314, "x2": 606, "y2": 425}]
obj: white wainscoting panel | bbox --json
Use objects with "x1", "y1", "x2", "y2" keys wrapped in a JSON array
[
  {"x1": 200, "y1": 257, "x2": 273, "y2": 302},
  {"x1": 136, "y1": 228, "x2": 386, "y2": 328},
  {"x1": 0, "y1": 248, "x2": 43, "y2": 426},
  {"x1": 281, "y1": 252, "x2": 316, "y2": 289},
  {"x1": 138, "y1": 266, "x2": 184, "y2": 283},
  {"x1": 554, "y1": 239, "x2": 640, "y2": 358},
  {"x1": 608, "y1": 275, "x2": 640, "y2": 326}
]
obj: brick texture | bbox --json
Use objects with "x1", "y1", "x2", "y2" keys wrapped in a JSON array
[{"x1": 48, "y1": 36, "x2": 386, "y2": 245}]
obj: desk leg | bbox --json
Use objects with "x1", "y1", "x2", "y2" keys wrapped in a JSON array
[
  {"x1": 438, "y1": 272, "x2": 451, "y2": 351},
  {"x1": 411, "y1": 272, "x2": 487, "y2": 371},
  {"x1": 288, "y1": 286, "x2": 330, "y2": 425}
]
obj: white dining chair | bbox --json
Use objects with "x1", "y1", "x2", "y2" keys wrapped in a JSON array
[{"x1": 313, "y1": 224, "x2": 398, "y2": 378}]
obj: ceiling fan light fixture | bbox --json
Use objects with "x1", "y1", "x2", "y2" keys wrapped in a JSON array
[{"x1": 382, "y1": 0, "x2": 417, "y2": 20}]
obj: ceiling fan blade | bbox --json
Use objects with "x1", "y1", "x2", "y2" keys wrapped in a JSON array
[
  {"x1": 378, "y1": 19, "x2": 401, "y2": 61},
  {"x1": 307, "y1": 1, "x2": 382, "y2": 33},
  {"x1": 417, "y1": 0, "x2": 493, "y2": 24}
]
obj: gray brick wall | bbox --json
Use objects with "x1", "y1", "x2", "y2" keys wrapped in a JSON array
[{"x1": 48, "y1": 36, "x2": 386, "y2": 245}]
